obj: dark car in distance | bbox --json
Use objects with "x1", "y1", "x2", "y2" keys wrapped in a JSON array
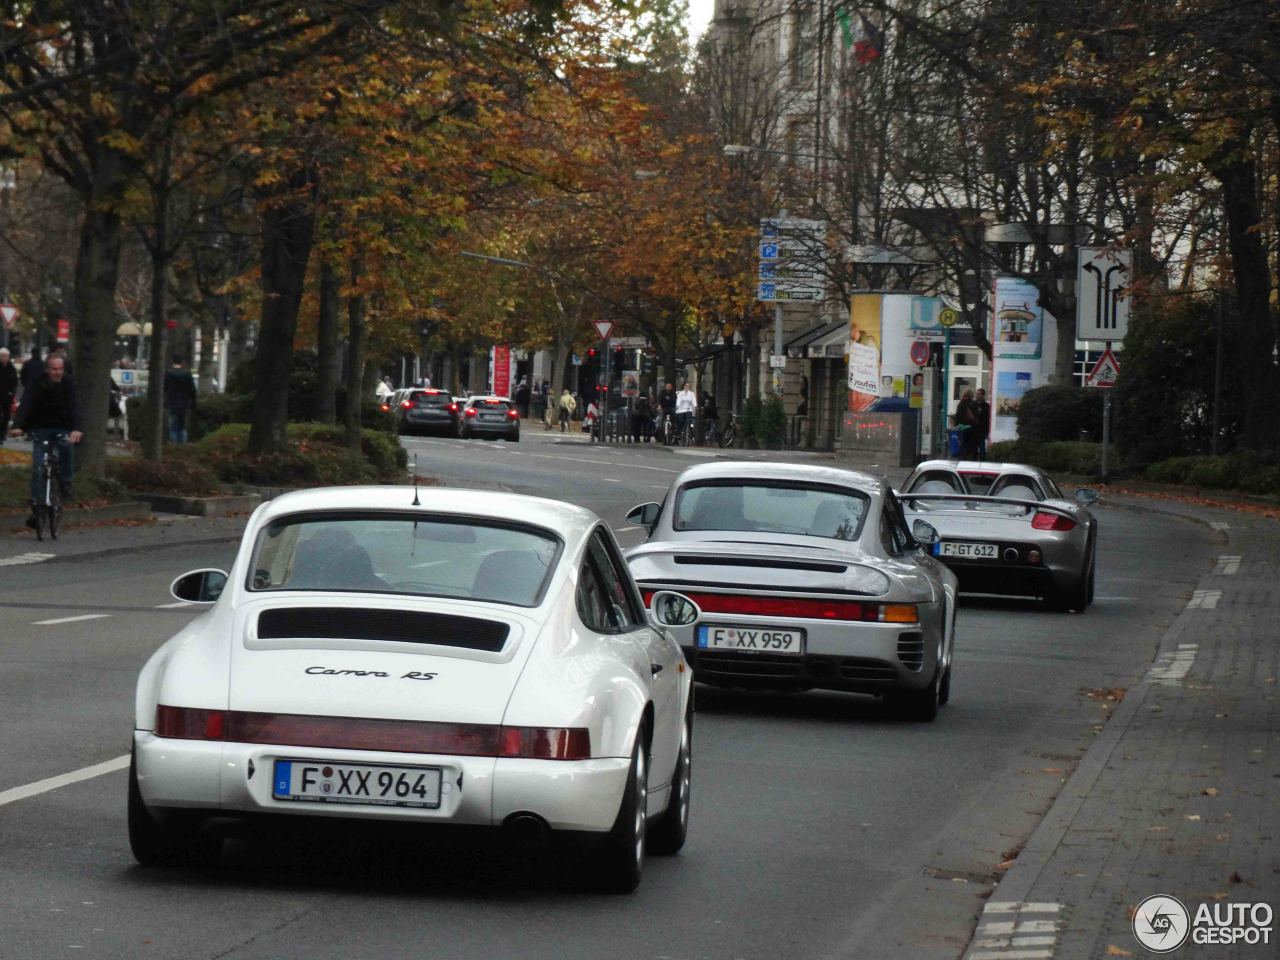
[
  {"x1": 457, "y1": 395, "x2": 520, "y2": 442},
  {"x1": 396, "y1": 388, "x2": 458, "y2": 436}
]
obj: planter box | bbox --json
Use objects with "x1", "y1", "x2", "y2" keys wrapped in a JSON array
[{"x1": 132, "y1": 492, "x2": 262, "y2": 517}]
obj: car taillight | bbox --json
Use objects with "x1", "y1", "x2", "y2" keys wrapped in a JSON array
[
  {"x1": 153, "y1": 706, "x2": 591, "y2": 760},
  {"x1": 507, "y1": 409, "x2": 519, "y2": 419},
  {"x1": 400, "y1": 400, "x2": 413, "y2": 409},
  {"x1": 379, "y1": 403, "x2": 390, "y2": 412},
  {"x1": 641, "y1": 591, "x2": 916, "y2": 623},
  {"x1": 1031, "y1": 511, "x2": 1076, "y2": 531},
  {"x1": 447, "y1": 403, "x2": 458, "y2": 413},
  {"x1": 465, "y1": 408, "x2": 477, "y2": 418}
]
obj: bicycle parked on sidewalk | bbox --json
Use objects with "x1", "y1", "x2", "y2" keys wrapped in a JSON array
[
  {"x1": 31, "y1": 435, "x2": 66, "y2": 541},
  {"x1": 718, "y1": 411, "x2": 739, "y2": 448}
]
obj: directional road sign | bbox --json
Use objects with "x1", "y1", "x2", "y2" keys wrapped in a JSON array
[
  {"x1": 758, "y1": 283, "x2": 823, "y2": 302},
  {"x1": 1077, "y1": 247, "x2": 1131, "y2": 341},
  {"x1": 591, "y1": 320, "x2": 613, "y2": 341},
  {"x1": 761, "y1": 218, "x2": 826, "y2": 238},
  {"x1": 1086, "y1": 346, "x2": 1121, "y2": 388}
]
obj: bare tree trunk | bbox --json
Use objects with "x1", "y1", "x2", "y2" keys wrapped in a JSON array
[
  {"x1": 71, "y1": 201, "x2": 126, "y2": 479},
  {"x1": 141, "y1": 162, "x2": 171, "y2": 462},
  {"x1": 316, "y1": 257, "x2": 340, "y2": 424},
  {"x1": 343, "y1": 258, "x2": 366, "y2": 452},
  {"x1": 248, "y1": 167, "x2": 316, "y2": 456}
]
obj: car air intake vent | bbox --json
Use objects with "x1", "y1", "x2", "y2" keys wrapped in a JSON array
[
  {"x1": 257, "y1": 608, "x2": 509, "y2": 652},
  {"x1": 673, "y1": 555, "x2": 847, "y2": 573},
  {"x1": 897, "y1": 632, "x2": 925, "y2": 671}
]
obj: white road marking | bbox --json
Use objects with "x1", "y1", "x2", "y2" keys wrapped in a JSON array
[
  {"x1": 967, "y1": 902, "x2": 1062, "y2": 960},
  {"x1": 0, "y1": 552, "x2": 56, "y2": 567},
  {"x1": 1146, "y1": 643, "x2": 1199, "y2": 685},
  {"x1": 0, "y1": 754, "x2": 129, "y2": 808},
  {"x1": 33, "y1": 614, "x2": 111, "y2": 626},
  {"x1": 601, "y1": 478, "x2": 623, "y2": 483},
  {"x1": 1214, "y1": 555, "x2": 1241, "y2": 575},
  {"x1": 154, "y1": 601, "x2": 192, "y2": 609},
  {"x1": 1185, "y1": 589, "x2": 1222, "y2": 610},
  {"x1": 1209, "y1": 521, "x2": 1230, "y2": 531}
]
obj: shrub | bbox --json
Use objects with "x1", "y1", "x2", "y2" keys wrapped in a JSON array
[
  {"x1": 986, "y1": 439, "x2": 1037, "y2": 463},
  {"x1": 757, "y1": 396, "x2": 787, "y2": 446},
  {"x1": 1143, "y1": 453, "x2": 1280, "y2": 494},
  {"x1": 191, "y1": 422, "x2": 405, "y2": 488},
  {"x1": 1015, "y1": 385, "x2": 1104, "y2": 443},
  {"x1": 109, "y1": 456, "x2": 223, "y2": 495},
  {"x1": 985, "y1": 439, "x2": 1119, "y2": 478}
]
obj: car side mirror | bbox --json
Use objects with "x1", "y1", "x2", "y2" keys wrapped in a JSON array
[
  {"x1": 649, "y1": 590, "x2": 701, "y2": 627},
  {"x1": 911, "y1": 519, "x2": 941, "y2": 545},
  {"x1": 171, "y1": 568, "x2": 228, "y2": 604},
  {"x1": 1075, "y1": 488, "x2": 1100, "y2": 507},
  {"x1": 626, "y1": 502, "x2": 661, "y2": 529}
]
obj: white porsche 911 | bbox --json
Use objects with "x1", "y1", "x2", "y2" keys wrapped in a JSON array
[{"x1": 130, "y1": 487, "x2": 695, "y2": 893}]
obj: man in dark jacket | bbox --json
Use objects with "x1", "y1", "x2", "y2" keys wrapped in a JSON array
[
  {"x1": 164, "y1": 355, "x2": 198, "y2": 443},
  {"x1": 0, "y1": 347, "x2": 17, "y2": 444},
  {"x1": 9, "y1": 353, "x2": 82, "y2": 507},
  {"x1": 973, "y1": 388, "x2": 992, "y2": 461},
  {"x1": 657, "y1": 382, "x2": 677, "y2": 444}
]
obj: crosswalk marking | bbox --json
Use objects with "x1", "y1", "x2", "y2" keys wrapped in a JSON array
[
  {"x1": 1214, "y1": 555, "x2": 1241, "y2": 575},
  {"x1": 1146, "y1": 643, "x2": 1198, "y2": 685},
  {"x1": 0, "y1": 552, "x2": 56, "y2": 567},
  {"x1": 967, "y1": 902, "x2": 1062, "y2": 959},
  {"x1": 1186, "y1": 589, "x2": 1222, "y2": 609}
]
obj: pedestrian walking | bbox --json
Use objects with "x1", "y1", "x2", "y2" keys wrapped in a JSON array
[
  {"x1": 631, "y1": 393, "x2": 653, "y2": 443},
  {"x1": 973, "y1": 388, "x2": 992, "y2": 461},
  {"x1": 558, "y1": 388, "x2": 576, "y2": 432},
  {"x1": 955, "y1": 389, "x2": 979, "y2": 459},
  {"x1": 515, "y1": 379, "x2": 530, "y2": 418},
  {"x1": 0, "y1": 348, "x2": 17, "y2": 444},
  {"x1": 163, "y1": 355, "x2": 198, "y2": 443}
]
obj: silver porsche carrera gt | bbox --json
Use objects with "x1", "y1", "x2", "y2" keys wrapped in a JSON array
[
  {"x1": 623, "y1": 463, "x2": 957, "y2": 721},
  {"x1": 898, "y1": 460, "x2": 1100, "y2": 612}
]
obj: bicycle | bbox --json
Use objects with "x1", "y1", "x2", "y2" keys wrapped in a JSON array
[
  {"x1": 658, "y1": 412, "x2": 676, "y2": 446},
  {"x1": 718, "y1": 412, "x2": 739, "y2": 449},
  {"x1": 31, "y1": 436, "x2": 66, "y2": 541}
]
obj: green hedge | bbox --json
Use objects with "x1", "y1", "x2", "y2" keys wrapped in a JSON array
[
  {"x1": 187, "y1": 423, "x2": 407, "y2": 487},
  {"x1": 1015, "y1": 385, "x2": 1103, "y2": 443},
  {"x1": 107, "y1": 456, "x2": 224, "y2": 495},
  {"x1": 986, "y1": 439, "x2": 1119, "y2": 478},
  {"x1": 1143, "y1": 453, "x2": 1280, "y2": 494}
]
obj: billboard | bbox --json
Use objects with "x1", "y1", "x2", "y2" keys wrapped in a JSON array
[
  {"x1": 847, "y1": 294, "x2": 882, "y2": 412},
  {"x1": 992, "y1": 277, "x2": 1042, "y2": 359}
]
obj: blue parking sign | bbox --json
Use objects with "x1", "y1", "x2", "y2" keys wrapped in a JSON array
[{"x1": 760, "y1": 242, "x2": 779, "y2": 260}]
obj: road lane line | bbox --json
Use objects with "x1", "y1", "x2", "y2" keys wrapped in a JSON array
[
  {"x1": 33, "y1": 614, "x2": 111, "y2": 625},
  {"x1": 154, "y1": 601, "x2": 192, "y2": 609},
  {"x1": 0, "y1": 754, "x2": 129, "y2": 808},
  {"x1": 0, "y1": 552, "x2": 56, "y2": 567}
]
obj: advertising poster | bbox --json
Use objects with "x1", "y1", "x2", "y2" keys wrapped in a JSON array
[
  {"x1": 491, "y1": 344, "x2": 512, "y2": 397},
  {"x1": 847, "y1": 293, "x2": 882, "y2": 411},
  {"x1": 909, "y1": 296, "x2": 944, "y2": 336},
  {"x1": 992, "y1": 277, "x2": 1042, "y2": 359},
  {"x1": 991, "y1": 365, "x2": 1037, "y2": 442},
  {"x1": 621, "y1": 370, "x2": 640, "y2": 398}
]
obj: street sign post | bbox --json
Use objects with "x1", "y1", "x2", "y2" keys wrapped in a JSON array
[
  {"x1": 591, "y1": 320, "x2": 613, "y2": 342},
  {"x1": 910, "y1": 340, "x2": 930, "y2": 366},
  {"x1": 0, "y1": 304, "x2": 17, "y2": 328},
  {"x1": 1085, "y1": 346, "x2": 1121, "y2": 388},
  {"x1": 1077, "y1": 247, "x2": 1132, "y2": 341}
]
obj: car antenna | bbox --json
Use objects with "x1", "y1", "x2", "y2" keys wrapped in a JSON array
[{"x1": 412, "y1": 454, "x2": 421, "y2": 506}]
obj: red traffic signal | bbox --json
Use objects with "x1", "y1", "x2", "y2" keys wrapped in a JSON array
[{"x1": 586, "y1": 347, "x2": 597, "y2": 359}]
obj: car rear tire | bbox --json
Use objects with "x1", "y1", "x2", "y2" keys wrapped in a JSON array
[
  {"x1": 938, "y1": 663, "x2": 952, "y2": 706},
  {"x1": 1050, "y1": 552, "x2": 1093, "y2": 613},
  {"x1": 647, "y1": 708, "x2": 691, "y2": 856},
  {"x1": 891, "y1": 647, "x2": 941, "y2": 722},
  {"x1": 592, "y1": 731, "x2": 647, "y2": 893},
  {"x1": 127, "y1": 750, "x2": 220, "y2": 868}
]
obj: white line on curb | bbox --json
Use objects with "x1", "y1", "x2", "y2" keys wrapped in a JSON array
[
  {"x1": 0, "y1": 755, "x2": 129, "y2": 808},
  {"x1": 1185, "y1": 589, "x2": 1222, "y2": 610},
  {"x1": 1146, "y1": 643, "x2": 1199, "y2": 685},
  {"x1": 967, "y1": 902, "x2": 1062, "y2": 960},
  {"x1": 1214, "y1": 555, "x2": 1241, "y2": 575},
  {"x1": 33, "y1": 614, "x2": 111, "y2": 625}
]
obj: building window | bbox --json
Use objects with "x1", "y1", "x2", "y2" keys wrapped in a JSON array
[{"x1": 790, "y1": 5, "x2": 815, "y2": 85}]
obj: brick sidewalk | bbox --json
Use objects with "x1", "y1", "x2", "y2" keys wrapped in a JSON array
[{"x1": 963, "y1": 499, "x2": 1280, "y2": 959}]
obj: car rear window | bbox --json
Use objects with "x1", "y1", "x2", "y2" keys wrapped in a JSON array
[
  {"x1": 248, "y1": 513, "x2": 562, "y2": 607},
  {"x1": 960, "y1": 471, "x2": 997, "y2": 493},
  {"x1": 672, "y1": 481, "x2": 869, "y2": 541},
  {"x1": 471, "y1": 399, "x2": 513, "y2": 411},
  {"x1": 413, "y1": 392, "x2": 452, "y2": 407}
]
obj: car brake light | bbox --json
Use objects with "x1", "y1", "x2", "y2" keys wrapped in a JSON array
[
  {"x1": 507, "y1": 409, "x2": 519, "y2": 419},
  {"x1": 465, "y1": 408, "x2": 477, "y2": 417},
  {"x1": 400, "y1": 400, "x2": 413, "y2": 409},
  {"x1": 640, "y1": 590, "x2": 915, "y2": 624},
  {"x1": 154, "y1": 706, "x2": 591, "y2": 759},
  {"x1": 379, "y1": 403, "x2": 390, "y2": 412},
  {"x1": 1031, "y1": 511, "x2": 1076, "y2": 531},
  {"x1": 447, "y1": 403, "x2": 458, "y2": 413}
]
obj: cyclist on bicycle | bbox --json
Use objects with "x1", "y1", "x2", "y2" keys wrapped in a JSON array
[{"x1": 9, "y1": 353, "x2": 83, "y2": 521}]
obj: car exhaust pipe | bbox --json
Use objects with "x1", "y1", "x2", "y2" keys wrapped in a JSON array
[
  {"x1": 503, "y1": 812, "x2": 550, "y2": 842},
  {"x1": 1003, "y1": 547, "x2": 1019, "y2": 563}
]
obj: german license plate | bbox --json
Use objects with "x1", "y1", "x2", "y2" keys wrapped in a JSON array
[
  {"x1": 273, "y1": 759, "x2": 442, "y2": 809},
  {"x1": 938, "y1": 541, "x2": 998, "y2": 559},
  {"x1": 697, "y1": 624, "x2": 804, "y2": 655}
]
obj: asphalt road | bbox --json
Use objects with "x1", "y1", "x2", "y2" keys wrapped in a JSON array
[{"x1": 0, "y1": 432, "x2": 1212, "y2": 960}]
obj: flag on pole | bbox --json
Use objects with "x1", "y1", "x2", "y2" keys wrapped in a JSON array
[
  {"x1": 836, "y1": 9, "x2": 884, "y2": 65},
  {"x1": 836, "y1": 8, "x2": 855, "y2": 49}
]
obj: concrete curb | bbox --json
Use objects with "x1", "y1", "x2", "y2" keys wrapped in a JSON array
[
  {"x1": 131, "y1": 492, "x2": 262, "y2": 517},
  {"x1": 1, "y1": 499, "x2": 152, "y2": 533}
]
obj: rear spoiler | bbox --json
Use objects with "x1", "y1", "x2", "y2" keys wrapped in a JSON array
[{"x1": 897, "y1": 493, "x2": 1078, "y2": 522}]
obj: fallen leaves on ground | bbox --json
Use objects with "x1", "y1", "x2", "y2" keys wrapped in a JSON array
[
  {"x1": 1106, "y1": 945, "x2": 1134, "y2": 957},
  {"x1": 0, "y1": 449, "x2": 28, "y2": 466},
  {"x1": 1081, "y1": 687, "x2": 1127, "y2": 705},
  {"x1": 1203, "y1": 787, "x2": 1220, "y2": 796},
  {"x1": 1110, "y1": 485, "x2": 1280, "y2": 520}
]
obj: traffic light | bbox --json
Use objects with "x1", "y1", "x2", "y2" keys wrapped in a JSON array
[{"x1": 586, "y1": 347, "x2": 597, "y2": 359}]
